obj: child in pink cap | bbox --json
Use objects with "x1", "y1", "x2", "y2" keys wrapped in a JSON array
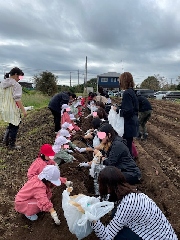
[{"x1": 27, "y1": 144, "x2": 70, "y2": 185}]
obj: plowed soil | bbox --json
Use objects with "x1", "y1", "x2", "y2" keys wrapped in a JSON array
[{"x1": 0, "y1": 98, "x2": 180, "y2": 240}]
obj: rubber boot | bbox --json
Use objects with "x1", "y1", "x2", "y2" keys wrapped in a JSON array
[
  {"x1": 136, "y1": 132, "x2": 142, "y2": 140},
  {"x1": 3, "y1": 129, "x2": 10, "y2": 146},
  {"x1": 8, "y1": 137, "x2": 21, "y2": 150}
]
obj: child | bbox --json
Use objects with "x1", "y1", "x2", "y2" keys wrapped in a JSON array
[
  {"x1": 52, "y1": 136, "x2": 76, "y2": 165},
  {"x1": 61, "y1": 104, "x2": 81, "y2": 131},
  {"x1": 27, "y1": 144, "x2": 69, "y2": 185},
  {"x1": 15, "y1": 165, "x2": 61, "y2": 223}
]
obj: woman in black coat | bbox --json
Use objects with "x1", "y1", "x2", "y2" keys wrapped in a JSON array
[
  {"x1": 98, "y1": 123, "x2": 141, "y2": 185},
  {"x1": 115, "y1": 72, "x2": 139, "y2": 157}
]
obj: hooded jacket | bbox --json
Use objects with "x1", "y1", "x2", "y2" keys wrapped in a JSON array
[{"x1": 0, "y1": 78, "x2": 22, "y2": 125}]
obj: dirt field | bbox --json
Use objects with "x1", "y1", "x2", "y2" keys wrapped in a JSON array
[{"x1": 0, "y1": 98, "x2": 180, "y2": 240}]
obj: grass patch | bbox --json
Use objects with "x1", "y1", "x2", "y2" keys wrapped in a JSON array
[{"x1": 22, "y1": 92, "x2": 51, "y2": 109}]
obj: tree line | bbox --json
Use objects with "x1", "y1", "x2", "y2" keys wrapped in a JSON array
[{"x1": 32, "y1": 71, "x2": 180, "y2": 96}]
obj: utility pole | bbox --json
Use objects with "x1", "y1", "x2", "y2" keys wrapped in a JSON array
[
  {"x1": 85, "y1": 56, "x2": 87, "y2": 92},
  {"x1": 70, "y1": 72, "x2": 71, "y2": 87},
  {"x1": 78, "y1": 69, "x2": 79, "y2": 85}
]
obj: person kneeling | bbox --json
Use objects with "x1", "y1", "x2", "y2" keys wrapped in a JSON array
[{"x1": 15, "y1": 165, "x2": 61, "y2": 224}]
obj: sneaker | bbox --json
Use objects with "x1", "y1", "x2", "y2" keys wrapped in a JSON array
[
  {"x1": 25, "y1": 214, "x2": 38, "y2": 221},
  {"x1": 136, "y1": 133, "x2": 142, "y2": 140},
  {"x1": 142, "y1": 133, "x2": 148, "y2": 140},
  {"x1": 8, "y1": 145, "x2": 21, "y2": 150}
]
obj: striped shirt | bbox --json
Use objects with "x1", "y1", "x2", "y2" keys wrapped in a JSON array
[
  {"x1": 92, "y1": 193, "x2": 178, "y2": 240},
  {"x1": 0, "y1": 79, "x2": 21, "y2": 126}
]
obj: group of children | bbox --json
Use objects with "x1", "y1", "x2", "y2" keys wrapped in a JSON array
[{"x1": 14, "y1": 90, "x2": 178, "y2": 239}]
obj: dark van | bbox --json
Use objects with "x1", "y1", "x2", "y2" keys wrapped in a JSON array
[
  {"x1": 162, "y1": 91, "x2": 180, "y2": 100},
  {"x1": 134, "y1": 89, "x2": 155, "y2": 98}
]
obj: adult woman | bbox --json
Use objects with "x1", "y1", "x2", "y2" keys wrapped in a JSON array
[
  {"x1": 91, "y1": 166, "x2": 178, "y2": 240},
  {"x1": 0, "y1": 67, "x2": 27, "y2": 149},
  {"x1": 97, "y1": 123, "x2": 141, "y2": 185},
  {"x1": 15, "y1": 165, "x2": 61, "y2": 224},
  {"x1": 115, "y1": 72, "x2": 139, "y2": 156}
]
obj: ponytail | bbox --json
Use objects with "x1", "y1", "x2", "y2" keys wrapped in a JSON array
[{"x1": 4, "y1": 73, "x2": 10, "y2": 79}]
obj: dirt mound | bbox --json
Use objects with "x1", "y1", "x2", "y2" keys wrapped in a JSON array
[{"x1": 0, "y1": 100, "x2": 180, "y2": 239}]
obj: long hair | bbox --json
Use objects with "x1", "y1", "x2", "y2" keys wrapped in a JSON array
[
  {"x1": 96, "y1": 101, "x2": 105, "y2": 109},
  {"x1": 99, "y1": 123, "x2": 118, "y2": 143},
  {"x1": 98, "y1": 166, "x2": 137, "y2": 202},
  {"x1": 119, "y1": 72, "x2": 135, "y2": 90},
  {"x1": 97, "y1": 107, "x2": 108, "y2": 120}
]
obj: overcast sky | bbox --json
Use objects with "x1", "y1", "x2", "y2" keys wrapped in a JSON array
[{"x1": 0, "y1": 0, "x2": 180, "y2": 86}]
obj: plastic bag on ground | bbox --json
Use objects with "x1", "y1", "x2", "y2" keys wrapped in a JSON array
[{"x1": 62, "y1": 189, "x2": 114, "y2": 239}]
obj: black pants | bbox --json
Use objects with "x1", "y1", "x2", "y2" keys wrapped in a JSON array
[
  {"x1": 8, "y1": 123, "x2": 19, "y2": 139},
  {"x1": 123, "y1": 137, "x2": 133, "y2": 157},
  {"x1": 111, "y1": 208, "x2": 142, "y2": 240},
  {"x1": 122, "y1": 172, "x2": 140, "y2": 185},
  {"x1": 49, "y1": 108, "x2": 61, "y2": 132}
]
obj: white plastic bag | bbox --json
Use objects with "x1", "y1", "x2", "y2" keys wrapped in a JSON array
[
  {"x1": 113, "y1": 110, "x2": 124, "y2": 137},
  {"x1": 93, "y1": 135, "x2": 100, "y2": 147},
  {"x1": 108, "y1": 107, "x2": 124, "y2": 137},
  {"x1": 62, "y1": 189, "x2": 114, "y2": 239},
  {"x1": 108, "y1": 106, "x2": 117, "y2": 127}
]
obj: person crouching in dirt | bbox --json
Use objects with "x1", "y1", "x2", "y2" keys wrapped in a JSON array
[
  {"x1": 27, "y1": 144, "x2": 72, "y2": 187},
  {"x1": 61, "y1": 104, "x2": 81, "y2": 131},
  {"x1": 0, "y1": 67, "x2": 27, "y2": 149},
  {"x1": 80, "y1": 123, "x2": 141, "y2": 185},
  {"x1": 15, "y1": 165, "x2": 62, "y2": 224},
  {"x1": 52, "y1": 136, "x2": 76, "y2": 165},
  {"x1": 91, "y1": 166, "x2": 178, "y2": 240},
  {"x1": 56, "y1": 129, "x2": 93, "y2": 153},
  {"x1": 135, "y1": 91, "x2": 153, "y2": 140}
]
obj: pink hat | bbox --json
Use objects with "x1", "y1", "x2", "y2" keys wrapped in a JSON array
[{"x1": 40, "y1": 144, "x2": 55, "y2": 156}]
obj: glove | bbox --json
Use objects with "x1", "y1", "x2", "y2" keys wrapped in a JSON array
[
  {"x1": 76, "y1": 147, "x2": 86, "y2": 153},
  {"x1": 51, "y1": 211, "x2": 60, "y2": 225},
  {"x1": 67, "y1": 150, "x2": 74, "y2": 153},
  {"x1": 65, "y1": 181, "x2": 73, "y2": 188},
  {"x1": 79, "y1": 162, "x2": 90, "y2": 167}
]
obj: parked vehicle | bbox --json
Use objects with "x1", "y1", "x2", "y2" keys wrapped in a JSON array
[
  {"x1": 154, "y1": 91, "x2": 169, "y2": 100},
  {"x1": 114, "y1": 90, "x2": 124, "y2": 97},
  {"x1": 162, "y1": 91, "x2": 180, "y2": 100},
  {"x1": 108, "y1": 91, "x2": 114, "y2": 96},
  {"x1": 134, "y1": 89, "x2": 155, "y2": 98}
]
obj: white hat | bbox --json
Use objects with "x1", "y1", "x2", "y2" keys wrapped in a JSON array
[
  {"x1": 77, "y1": 96, "x2": 82, "y2": 99},
  {"x1": 53, "y1": 136, "x2": 70, "y2": 153},
  {"x1": 59, "y1": 129, "x2": 71, "y2": 138},
  {"x1": 74, "y1": 102, "x2": 82, "y2": 108},
  {"x1": 62, "y1": 122, "x2": 72, "y2": 129},
  {"x1": 69, "y1": 114, "x2": 76, "y2": 120},
  {"x1": 61, "y1": 104, "x2": 70, "y2": 116},
  {"x1": 38, "y1": 165, "x2": 61, "y2": 186}
]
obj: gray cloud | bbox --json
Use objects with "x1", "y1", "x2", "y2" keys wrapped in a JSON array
[{"x1": 0, "y1": 0, "x2": 180, "y2": 86}]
